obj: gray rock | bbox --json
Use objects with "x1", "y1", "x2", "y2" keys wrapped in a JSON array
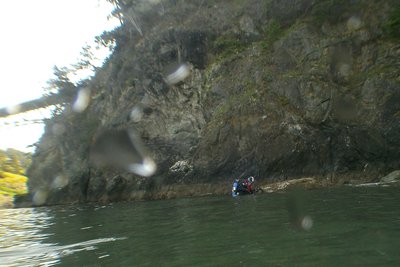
[
  {"x1": 169, "y1": 160, "x2": 193, "y2": 175},
  {"x1": 380, "y1": 170, "x2": 400, "y2": 183}
]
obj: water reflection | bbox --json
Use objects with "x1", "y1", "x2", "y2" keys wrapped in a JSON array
[
  {"x1": 0, "y1": 207, "x2": 124, "y2": 267},
  {"x1": 0, "y1": 208, "x2": 52, "y2": 249},
  {"x1": 1, "y1": 189, "x2": 400, "y2": 266}
]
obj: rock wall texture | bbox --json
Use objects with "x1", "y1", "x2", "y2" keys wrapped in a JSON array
[{"x1": 20, "y1": 0, "x2": 400, "y2": 206}]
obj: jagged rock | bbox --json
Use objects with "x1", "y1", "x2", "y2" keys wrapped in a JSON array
[
  {"x1": 106, "y1": 175, "x2": 128, "y2": 201},
  {"x1": 169, "y1": 160, "x2": 193, "y2": 176}
]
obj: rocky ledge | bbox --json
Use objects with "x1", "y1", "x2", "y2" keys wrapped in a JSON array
[{"x1": 17, "y1": 0, "x2": 400, "y2": 207}]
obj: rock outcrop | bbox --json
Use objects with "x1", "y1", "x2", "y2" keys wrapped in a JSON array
[
  {"x1": 21, "y1": 0, "x2": 400, "y2": 206},
  {"x1": 380, "y1": 170, "x2": 400, "y2": 183}
]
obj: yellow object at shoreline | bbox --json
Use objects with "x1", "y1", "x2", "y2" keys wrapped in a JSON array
[{"x1": 0, "y1": 171, "x2": 28, "y2": 208}]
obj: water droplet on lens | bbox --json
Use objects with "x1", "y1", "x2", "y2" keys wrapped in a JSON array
[
  {"x1": 33, "y1": 189, "x2": 48, "y2": 206},
  {"x1": 166, "y1": 63, "x2": 191, "y2": 85},
  {"x1": 72, "y1": 88, "x2": 91, "y2": 112},
  {"x1": 301, "y1": 216, "x2": 313, "y2": 231},
  {"x1": 127, "y1": 157, "x2": 157, "y2": 177},
  {"x1": 130, "y1": 106, "x2": 143, "y2": 122},
  {"x1": 6, "y1": 104, "x2": 21, "y2": 115},
  {"x1": 52, "y1": 123, "x2": 66, "y2": 135},
  {"x1": 90, "y1": 129, "x2": 157, "y2": 177},
  {"x1": 347, "y1": 16, "x2": 362, "y2": 31},
  {"x1": 51, "y1": 174, "x2": 69, "y2": 189},
  {"x1": 338, "y1": 63, "x2": 351, "y2": 77}
]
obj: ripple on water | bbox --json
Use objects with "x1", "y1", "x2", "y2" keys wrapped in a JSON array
[
  {"x1": 1, "y1": 188, "x2": 400, "y2": 266},
  {"x1": 0, "y1": 207, "x2": 125, "y2": 267}
]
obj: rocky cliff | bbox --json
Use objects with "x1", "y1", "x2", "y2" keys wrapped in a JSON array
[{"x1": 21, "y1": 0, "x2": 400, "y2": 206}]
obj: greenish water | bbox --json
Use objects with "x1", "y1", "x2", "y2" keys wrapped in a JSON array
[{"x1": 1, "y1": 187, "x2": 400, "y2": 266}]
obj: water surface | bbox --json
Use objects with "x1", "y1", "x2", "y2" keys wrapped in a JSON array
[{"x1": 1, "y1": 187, "x2": 399, "y2": 266}]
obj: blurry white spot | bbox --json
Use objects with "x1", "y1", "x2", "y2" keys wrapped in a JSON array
[
  {"x1": 345, "y1": 136, "x2": 351, "y2": 147},
  {"x1": 127, "y1": 157, "x2": 157, "y2": 177},
  {"x1": 130, "y1": 106, "x2": 143, "y2": 122},
  {"x1": 51, "y1": 174, "x2": 69, "y2": 189},
  {"x1": 338, "y1": 63, "x2": 351, "y2": 77},
  {"x1": 301, "y1": 216, "x2": 313, "y2": 231},
  {"x1": 80, "y1": 226, "x2": 94, "y2": 230},
  {"x1": 91, "y1": 129, "x2": 157, "y2": 177},
  {"x1": 98, "y1": 254, "x2": 110, "y2": 259},
  {"x1": 347, "y1": 16, "x2": 362, "y2": 31},
  {"x1": 52, "y1": 123, "x2": 66, "y2": 136},
  {"x1": 72, "y1": 88, "x2": 91, "y2": 112},
  {"x1": 6, "y1": 104, "x2": 21, "y2": 115},
  {"x1": 33, "y1": 189, "x2": 48, "y2": 206},
  {"x1": 166, "y1": 63, "x2": 190, "y2": 85}
]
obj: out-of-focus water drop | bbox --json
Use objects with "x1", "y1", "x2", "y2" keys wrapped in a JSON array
[
  {"x1": 51, "y1": 174, "x2": 69, "y2": 189},
  {"x1": 33, "y1": 189, "x2": 48, "y2": 206},
  {"x1": 90, "y1": 129, "x2": 157, "y2": 177},
  {"x1": 130, "y1": 106, "x2": 144, "y2": 122},
  {"x1": 52, "y1": 123, "x2": 66, "y2": 136},
  {"x1": 6, "y1": 104, "x2": 21, "y2": 115},
  {"x1": 347, "y1": 16, "x2": 362, "y2": 31},
  {"x1": 286, "y1": 188, "x2": 313, "y2": 231},
  {"x1": 165, "y1": 63, "x2": 191, "y2": 85},
  {"x1": 301, "y1": 215, "x2": 313, "y2": 231},
  {"x1": 127, "y1": 157, "x2": 157, "y2": 177},
  {"x1": 72, "y1": 88, "x2": 91, "y2": 112}
]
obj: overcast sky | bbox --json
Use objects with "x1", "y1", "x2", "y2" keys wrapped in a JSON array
[{"x1": 0, "y1": 0, "x2": 118, "y2": 152}]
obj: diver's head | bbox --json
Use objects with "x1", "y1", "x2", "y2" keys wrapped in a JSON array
[{"x1": 248, "y1": 176, "x2": 254, "y2": 183}]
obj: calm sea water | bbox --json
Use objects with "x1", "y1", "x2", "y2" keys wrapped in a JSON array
[{"x1": 1, "y1": 187, "x2": 399, "y2": 266}]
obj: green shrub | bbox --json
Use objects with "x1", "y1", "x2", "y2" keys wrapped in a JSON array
[
  {"x1": 213, "y1": 35, "x2": 248, "y2": 59},
  {"x1": 261, "y1": 19, "x2": 284, "y2": 50},
  {"x1": 384, "y1": 7, "x2": 400, "y2": 39}
]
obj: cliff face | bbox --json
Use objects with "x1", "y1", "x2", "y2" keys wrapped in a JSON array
[{"x1": 23, "y1": 0, "x2": 400, "y2": 205}]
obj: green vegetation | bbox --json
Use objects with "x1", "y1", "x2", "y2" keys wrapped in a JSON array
[
  {"x1": 0, "y1": 149, "x2": 31, "y2": 175},
  {"x1": 384, "y1": 7, "x2": 400, "y2": 39},
  {"x1": 0, "y1": 149, "x2": 30, "y2": 207},
  {"x1": 311, "y1": 0, "x2": 365, "y2": 26},
  {"x1": 212, "y1": 35, "x2": 249, "y2": 60},
  {"x1": 261, "y1": 19, "x2": 284, "y2": 50},
  {"x1": 0, "y1": 171, "x2": 28, "y2": 196},
  {"x1": 211, "y1": 84, "x2": 261, "y2": 124},
  {"x1": 276, "y1": 95, "x2": 290, "y2": 106}
]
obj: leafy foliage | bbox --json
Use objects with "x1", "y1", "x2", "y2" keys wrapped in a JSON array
[
  {"x1": 384, "y1": 7, "x2": 400, "y2": 39},
  {"x1": 213, "y1": 35, "x2": 248, "y2": 60},
  {"x1": 0, "y1": 149, "x2": 31, "y2": 175},
  {"x1": 0, "y1": 171, "x2": 28, "y2": 196},
  {"x1": 0, "y1": 149, "x2": 30, "y2": 206},
  {"x1": 261, "y1": 19, "x2": 284, "y2": 50},
  {"x1": 45, "y1": 66, "x2": 77, "y2": 98}
]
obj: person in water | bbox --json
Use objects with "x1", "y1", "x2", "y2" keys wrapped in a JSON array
[{"x1": 232, "y1": 176, "x2": 255, "y2": 197}]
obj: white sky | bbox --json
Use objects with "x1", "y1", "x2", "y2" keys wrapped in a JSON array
[{"x1": 0, "y1": 0, "x2": 119, "y2": 152}]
